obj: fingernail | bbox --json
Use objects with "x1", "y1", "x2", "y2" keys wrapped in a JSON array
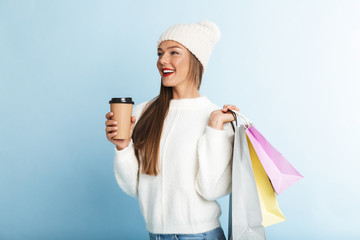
[{"x1": 114, "y1": 121, "x2": 117, "y2": 124}]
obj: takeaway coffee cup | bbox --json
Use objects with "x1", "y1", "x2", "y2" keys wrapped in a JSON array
[{"x1": 109, "y1": 97, "x2": 135, "y2": 140}]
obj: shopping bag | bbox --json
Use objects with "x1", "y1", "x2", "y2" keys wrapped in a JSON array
[
  {"x1": 229, "y1": 111, "x2": 285, "y2": 229},
  {"x1": 228, "y1": 115, "x2": 266, "y2": 240},
  {"x1": 246, "y1": 135, "x2": 286, "y2": 227},
  {"x1": 246, "y1": 125, "x2": 303, "y2": 195},
  {"x1": 230, "y1": 110, "x2": 303, "y2": 195}
]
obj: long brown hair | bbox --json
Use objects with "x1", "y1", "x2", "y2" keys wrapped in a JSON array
[{"x1": 132, "y1": 51, "x2": 203, "y2": 176}]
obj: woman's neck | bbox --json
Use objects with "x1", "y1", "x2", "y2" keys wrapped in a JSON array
[
  {"x1": 169, "y1": 94, "x2": 208, "y2": 110},
  {"x1": 172, "y1": 87, "x2": 200, "y2": 100}
]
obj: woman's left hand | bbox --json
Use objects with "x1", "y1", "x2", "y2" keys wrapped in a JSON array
[{"x1": 208, "y1": 104, "x2": 239, "y2": 130}]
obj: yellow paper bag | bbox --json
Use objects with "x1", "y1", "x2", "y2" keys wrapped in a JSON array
[{"x1": 246, "y1": 135, "x2": 286, "y2": 227}]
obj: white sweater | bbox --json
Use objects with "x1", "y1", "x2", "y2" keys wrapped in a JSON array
[{"x1": 113, "y1": 94, "x2": 235, "y2": 234}]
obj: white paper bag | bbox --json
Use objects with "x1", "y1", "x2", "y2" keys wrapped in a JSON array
[{"x1": 228, "y1": 117, "x2": 266, "y2": 240}]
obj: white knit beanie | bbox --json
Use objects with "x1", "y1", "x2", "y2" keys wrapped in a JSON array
[{"x1": 157, "y1": 20, "x2": 221, "y2": 73}]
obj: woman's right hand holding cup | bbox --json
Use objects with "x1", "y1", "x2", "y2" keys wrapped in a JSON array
[{"x1": 105, "y1": 112, "x2": 136, "y2": 150}]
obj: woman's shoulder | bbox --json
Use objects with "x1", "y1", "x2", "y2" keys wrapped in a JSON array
[
  {"x1": 134, "y1": 100, "x2": 151, "y2": 111},
  {"x1": 133, "y1": 100, "x2": 152, "y2": 117},
  {"x1": 203, "y1": 95, "x2": 223, "y2": 111}
]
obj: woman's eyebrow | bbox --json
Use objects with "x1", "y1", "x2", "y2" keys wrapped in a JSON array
[{"x1": 157, "y1": 46, "x2": 181, "y2": 51}]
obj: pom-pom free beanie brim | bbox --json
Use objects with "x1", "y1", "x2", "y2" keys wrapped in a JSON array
[{"x1": 157, "y1": 20, "x2": 221, "y2": 73}]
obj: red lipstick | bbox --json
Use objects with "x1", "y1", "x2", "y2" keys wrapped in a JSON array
[{"x1": 162, "y1": 68, "x2": 175, "y2": 77}]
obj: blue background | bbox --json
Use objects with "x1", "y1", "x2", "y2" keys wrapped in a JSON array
[{"x1": 1, "y1": 0, "x2": 359, "y2": 239}]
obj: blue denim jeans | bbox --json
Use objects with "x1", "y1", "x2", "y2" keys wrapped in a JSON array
[{"x1": 148, "y1": 226, "x2": 226, "y2": 240}]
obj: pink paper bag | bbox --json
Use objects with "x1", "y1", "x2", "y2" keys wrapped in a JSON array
[{"x1": 245, "y1": 125, "x2": 303, "y2": 195}]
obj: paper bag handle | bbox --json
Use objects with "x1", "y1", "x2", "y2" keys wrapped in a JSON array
[{"x1": 229, "y1": 109, "x2": 253, "y2": 132}]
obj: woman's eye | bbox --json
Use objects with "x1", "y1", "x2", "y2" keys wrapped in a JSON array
[{"x1": 157, "y1": 51, "x2": 178, "y2": 57}]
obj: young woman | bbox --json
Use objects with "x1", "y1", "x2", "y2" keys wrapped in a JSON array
[{"x1": 105, "y1": 20, "x2": 240, "y2": 240}]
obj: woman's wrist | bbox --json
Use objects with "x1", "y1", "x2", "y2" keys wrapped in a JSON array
[
  {"x1": 115, "y1": 139, "x2": 131, "y2": 151},
  {"x1": 208, "y1": 118, "x2": 224, "y2": 130}
]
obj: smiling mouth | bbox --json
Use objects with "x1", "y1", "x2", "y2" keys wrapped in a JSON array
[
  {"x1": 163, "y1": 72, "x2": 174, "y2": 77},
  {"x1": 162, "y1": 69, "x2": 175, "y2": 77}
]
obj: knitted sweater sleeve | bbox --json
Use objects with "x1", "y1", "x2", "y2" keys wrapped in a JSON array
[
  {"x1": 195, "y1": 121, "x2": 235, "y2": 201},
  {"x1": 113, "y1": 101, "x2": 147, "y2": 199}
]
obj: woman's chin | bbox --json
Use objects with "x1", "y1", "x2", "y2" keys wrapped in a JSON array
[{"x1": 161, "y1": 78, "x2": 176, "y2": 87}]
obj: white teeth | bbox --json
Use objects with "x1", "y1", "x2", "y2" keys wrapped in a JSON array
[{"x1": 163, "y1": 70, "x2": 175, "y2": 74}]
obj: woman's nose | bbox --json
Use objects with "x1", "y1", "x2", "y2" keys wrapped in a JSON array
[{"x1": 159, "y1": 55, "x2": 168, "y2": 65}]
